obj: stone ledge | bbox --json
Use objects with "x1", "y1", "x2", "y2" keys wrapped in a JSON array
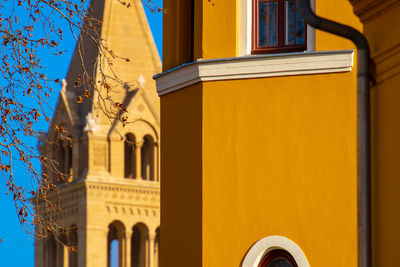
[{"x1": 154, "y1": 50, "x2": 354, "y2": 96}]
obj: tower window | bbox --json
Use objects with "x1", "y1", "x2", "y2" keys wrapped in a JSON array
[
  {"x1": 58, "y1": 139, "x2": 66, "y2": 178},
  {"x1": 45, "y1": 236, "x2": 57, "y2": 267},
  {"x1": 66, "y1": 139, "x2": 72, "y2": 176},
  {"x1": 68, "y1": 226, "x2": 78, "y2": 267},
  {"x1": 124, "y1": 134, "x2": 136, "y2": 179},
  {"x1": 258, "y1": 249, "x2": 298, "y2": 267},
  {"x1": 154, "y1": 227, "x2": 160, "y2": 267},
  {"x1": 107, "y1": 222, "x2": 125, "y2": 267},
  {"x1": 55, "y1": 137, "x2": 72, "y2": 183},
  {"x1": 252, "y1": 0, "x2": 306, "y2": 54},
  {"x1": 131, "y1": 223, "x2": 149, "y2": 267},
  {"x1": 141, "y1": 135, "x2": 154, "y2": 181}
]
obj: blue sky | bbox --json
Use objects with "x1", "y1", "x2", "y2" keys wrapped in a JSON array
[{"x1": 0, "y1": 1, "x2": 162, "y2": 266}]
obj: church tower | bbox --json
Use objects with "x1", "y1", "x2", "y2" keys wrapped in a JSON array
[{"x1": 34, "y1": 0, "x2": 161, "y2": 266}]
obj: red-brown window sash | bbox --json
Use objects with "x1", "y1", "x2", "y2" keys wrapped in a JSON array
[{"x1": 252, "y1": 0, "x2": 307, "y2": 54}]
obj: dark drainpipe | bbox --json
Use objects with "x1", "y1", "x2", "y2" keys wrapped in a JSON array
[{"x1": 296, "y1": 1, "x2": 372, "y2": 267}]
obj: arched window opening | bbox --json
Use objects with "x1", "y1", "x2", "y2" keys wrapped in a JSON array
[
  {"x1": 45, "y1": 236, "x2": 57, "y2": 267},
  {"x1": 124, "y1": 133, "x2": 136, "y2": 178},
  {"x1": 68, "y1": 226, "x2": 78, "y2": 267},
  {"x1": 258, "y1": 249, "x2": 298, "y2": 267},
  {"x1": 154, "y1": 227, "x2": 160, "y2": 267},
  {"x1": 65, "y1": 138, "x2": 73, "y2": 177},
  {"x1": 55, "y1": 136, "x2": 73, "y2": 183},
  {"x1": 107, "y1": 221, "x2": 126, "y2": 267},
  {"x1": 57, "y1": 138, "x2": 66, "y2": 183},
  {"x1": 141, "y1": 135, "x2": 154, "y2": 181},
  {"x1": 57, "y1": 233, "x2": 68, "y2": 267},
  {"x1": 131, "y1": 223, "x2": 149, "y2": 267}
]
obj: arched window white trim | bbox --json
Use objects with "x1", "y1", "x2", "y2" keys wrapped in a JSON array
[{"x1": 242, "y1": 235, "x2": 310, "y2": 267}]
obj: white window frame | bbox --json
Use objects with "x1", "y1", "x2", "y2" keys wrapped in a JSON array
[
  {"x1": 238, "y1": 0, "x2": 316, "y2": 56},
  {"x1": 241, "y1": 235, "x2": 310, "y2": 267}
]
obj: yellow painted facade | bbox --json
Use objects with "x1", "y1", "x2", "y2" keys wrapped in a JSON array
[
  {"x1": 163, "y1": 0, "x2": 361, "y2": 66},
  {"x1": 350, "y1": 0, "x2": 400, "y2": 266},
  {"x1": 201, "y1": 74, "x2": 358, "y2": 267},
  {"x1": 156, "y1": 0, "x2": 394, "y2": 266}
]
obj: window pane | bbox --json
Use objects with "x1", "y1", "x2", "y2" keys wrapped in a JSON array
[
  {"x1": 258, "y1": 1, "x2": 278, "y2": 48},
  {"x1": 267, "y1": 1, "x2": 278, "y2": 46},
  {"x1": 267, "y1": 257, "x2": 294, "y2": 267},
  {"x1": 258, "y1": 2, "x2": 267, "y2": 47},
  {"x1": 255, "y1": 0, "x2": 306, "y2": 52},
  {"x1": 285, "y1": 0, "x2": 295, "y2": 45},
  {"x1": 295, "y1": 7, "x2": 305, "y2": 44}
]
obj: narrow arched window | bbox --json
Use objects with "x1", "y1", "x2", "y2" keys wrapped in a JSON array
[
  {"x1": 55, "y1": 136, "x2": 73, "y2": 183},
  {"x1": 108, "y1": 221, "x2": 126, "y2": 267},
  {"x1": 154, "y1": 227, "x2": 160, "y2": 267},
  {"x1": 57, "y1": 232, "x2": 68, "y2": 267},
  {"x1": 65, "y1": 138, "x2": 73, "y2": 177},
  {"x1": 124, "y1": 134, "x2": 136, "y2": 178},
  {"x1": 258, "y1": 249, "x2": 298, "y2": 267},
  {"x1": 131, "y1": 223, "x2": 149, "y2": 267},
  {"x1": 141, "y1": 135, "x2": 154, "y2": 181},
  {"x1": 57, "y1": 138, "x2": 66, "y2": 183},
  {"x1": 68, "y1": 226, "x2": 78, "y2": 267},
  {"x1": 45, "y1": 236, "x2": 57, "y2": 267}
]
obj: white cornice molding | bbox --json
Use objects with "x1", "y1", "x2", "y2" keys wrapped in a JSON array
[{"x1": 154, "y1": 50, "x2": 354, "y2": 96}]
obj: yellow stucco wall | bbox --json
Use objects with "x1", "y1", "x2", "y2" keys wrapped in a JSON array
[
  {"x1": 160, "y1": 84, "x2": 203, "y2": 267},
  {"x1": 372, "y1": 74, "x2": 400, "y2": 266},
  {"x1": 160, "y1": 71, "x2": 359, "y2": 266},
  {"x1": 202, "y1": 73, "x2": 358, "y2": 266},
  {"x1": 202, "y1": 0, "x2": 237, "y2": 59},
  {"x1": 160, "y1": 0, "x2": 365, "y2": 266},
  {"x1": 354, "y1": 2, "x2": 400, "y2": 266},
  {"x1": 315, "y1": 0, "x2": 362, "y2": 51},
  {"x1": 163, "y1": 0, "x2": 195, "y2": 70}
]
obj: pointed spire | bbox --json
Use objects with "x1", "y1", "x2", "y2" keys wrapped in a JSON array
[{"x1": 63, "y1": 0, "x2": 161, "y2": 126}]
